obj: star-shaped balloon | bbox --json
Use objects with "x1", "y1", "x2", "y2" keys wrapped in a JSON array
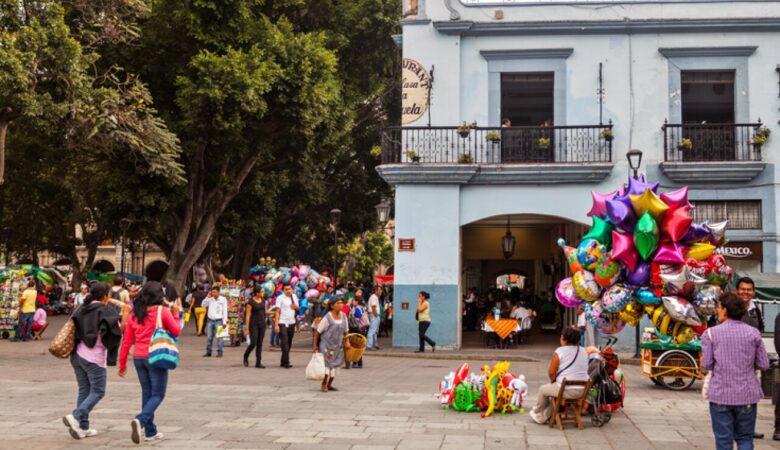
[
  {"x1": 587, "y1": 190, "x2": 619, "y2": 219},
  {"x1": 630, "y1": 189, "x2": 670, "y2": 219},
  {"x1": 627, "y1": 175, "x2": 660, "y2": 195},
  {"x1": 634, "y1": 212, "x2": 659, "y2": 260},
  {"x1": 612, "y1": 230, "x2": 638, "y2": 271},
  {"x1": 653, "y1": 241, "x2": 687, "y2": 264},
  {"x1": 582, "y1": 216, "x2": 614, "y2": 248},
  {"x1": 606, "y1": 197, "x2": 637, "y2": 233},
  {"x1": 687, "y1": 242, "x2": 716, "y2": 261},
  {"x1": 705, "y1": 221, "x2": 728, "y2": 247},
  {"x1": 660, "y1": 186, "x2": 694, "y2": 211},
  {"x1": 661, "y1": 206, "x2": 692, "y2": 242},
  {"x1": 682, "y1": 223, "x2": 712, "y2": 244}
]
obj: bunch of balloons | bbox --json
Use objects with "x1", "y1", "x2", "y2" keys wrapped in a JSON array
[
  {"x1": 248, "y1": 263, "x2": 331, "y2": 311},
  {"x1": 556, "y1": 176, "x2": 734, "y2": 344}
]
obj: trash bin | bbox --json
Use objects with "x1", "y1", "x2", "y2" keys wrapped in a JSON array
[{"x1": 761, "y1": 356, "x2": 778, "y2": 400}]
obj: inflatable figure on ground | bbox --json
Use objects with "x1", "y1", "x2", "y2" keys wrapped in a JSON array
[{"x1": 436, "y1": 361, "x2": 527, "y2": 418}]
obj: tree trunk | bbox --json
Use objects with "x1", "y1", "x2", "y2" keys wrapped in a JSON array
[
  {"x1": 231, "y1": 237, "x2": 257, "y2": 279},
  {"x1": 0, "y1": 120, "x2": 8, "y2": 185}
]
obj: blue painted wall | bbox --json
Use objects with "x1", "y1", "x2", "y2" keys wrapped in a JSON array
[{"x1": 393, "y1": 284, "x2": 459, "y2": 348}]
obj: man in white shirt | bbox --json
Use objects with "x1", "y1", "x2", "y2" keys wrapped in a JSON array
[
  {"x1": 202, "y1": 287, "x2": 228, "y2": 357},
  {"x1": 366, "y1": 286, "x2": 383, "y2": 350},
  {"x1": 273, "y1": 284, "x2": 299, "y2": 368}
]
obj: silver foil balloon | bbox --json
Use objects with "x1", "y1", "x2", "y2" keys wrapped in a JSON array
[
  {"x1": 662, "y1": 296, "x2": 702, "y2": 326},
  {"x1": 705, "y1": 221, "x2": 728, "y2": 246}
]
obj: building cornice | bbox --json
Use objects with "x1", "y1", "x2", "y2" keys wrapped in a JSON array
[
  {"x1": 480, "y1": 48, "x2": 573, "y2": 60},
  {"x1": 376, "y1": 163, "x2": 613, "y2": 185},
  {"x1": 659, "y1": 161, "x2": 767, "y2": 183},
  {"x1": 433, "y1": 18, "x2": 780, "y2": 36},
  {"x1": 658, "y1": 46, "x2": 758, "y2": 57}
]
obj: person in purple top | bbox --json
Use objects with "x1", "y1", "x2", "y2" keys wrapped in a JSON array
[{"x1": 702, "y1": 292, "x2": 770, "y2": 450}]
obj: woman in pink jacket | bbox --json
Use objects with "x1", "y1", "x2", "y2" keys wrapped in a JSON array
[{"x1": 118, "y1": 281, "x2": 180, "y2": 444}]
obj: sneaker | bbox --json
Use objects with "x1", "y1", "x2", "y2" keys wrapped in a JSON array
[
  {"x1": 202, "y1": 353, "x2": 211, "y2": 357},
  {"x1": 84, "y1": 429, "x2": 98, "y2": 437},
  {"x1": 62, "y1": 414, "x2": 84, "y2": 440},
  {"x1": 131, "y1": 419, "x2": 142, "y2": 444},
  {"x1": 144, "y1": 433, "x2": 164, "y2": 441}
]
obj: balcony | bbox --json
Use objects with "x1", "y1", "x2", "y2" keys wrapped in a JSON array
[
  {"x1": 377, "y1": 124, "x2": 614, "y2": 185},
  {"x1": 660, "y1": 121, "x2": 768, "y2": 183}
]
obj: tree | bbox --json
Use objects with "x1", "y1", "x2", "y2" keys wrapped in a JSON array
[{"x1": 338, "y1": 230, "x2": 393, "y2": 282}]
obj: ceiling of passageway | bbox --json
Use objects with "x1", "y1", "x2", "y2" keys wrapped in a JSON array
[{"x1": 463, "y1": 214, "x2": 576, "y2": 228}]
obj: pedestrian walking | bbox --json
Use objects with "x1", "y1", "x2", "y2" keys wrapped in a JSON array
[
  {"x1": 13, "y1": 281, "x2": 37, "y2": 341},
  {"x1": 118, "y1": 281, "x2": 181, "y2": 444},
  {"x1": 702, "y1": 292, "x2": 769, "y2": 450},
  {"x1": 415, "y1": 291, "x2": 436, "y2": 353},
  {"x1": 202, "y1": 287, "x2": 228, "y2": 357},
  {"x1": 187, "y1": 284, "x2": 208, "y2": 335},
  {"x1": 313, "y1": 295, "x2": 350, "y2": 392},
  {"x1": 273, "y1": 284, "x2": 299, "y2": 368},
  {"x1": 366, "y1": 286, "x2": 382, "y2": 350},
  {"x1": 62, "y1": 282, "x2": 123, "y2": 440},
  {"x1": 529, "y1": 327, "x2": 589, "y2": 424},
  {"x1": 243, "y1": 287, "x2": 267, "y2": 368}
]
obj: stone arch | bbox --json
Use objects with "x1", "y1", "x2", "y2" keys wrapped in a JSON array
[
  {"x1": 92, "y1": 260, "x2": 115, "y2": 273},
  {"x1": 145, "y1": 260, "x2": 169, "y2": 282}
]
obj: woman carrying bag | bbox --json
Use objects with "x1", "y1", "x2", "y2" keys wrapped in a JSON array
[
  {"x1": 415, "y1": 291, "x2": 436, "y2": 353},
  {"x1": 62, "y1": 282, "x2": 123, "y2": 440},
  {"x1": 118, "y1": 281, "x2": 181, "y2": 444},
  {"x1": 313, "y1": 295, "x2": 350, "y2": 392}
]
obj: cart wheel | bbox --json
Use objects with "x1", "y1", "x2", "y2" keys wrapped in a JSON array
[
  {"x1": 603, "y1": 411, "x2": 612, "y2": 424},
  {"x1": 655, "y1": 350, "x2": 697, "y2": 391},
  {"x1": 591, "y1": 413, "x2": 607, "y2": 427}
]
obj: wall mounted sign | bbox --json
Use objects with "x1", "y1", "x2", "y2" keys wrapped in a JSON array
[
  {"x1": 714, "y1": 241, "x2": 763, "y2": 261},
  {"x1": 402, "y1": 58, "x2": 430, "y2": 125},
  {"x1": 398, "y1": 238, "x2": 416, "y2": 252}
]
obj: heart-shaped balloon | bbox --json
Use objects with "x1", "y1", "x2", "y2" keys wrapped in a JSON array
[
  {"x1": 684, "y1": 257, "x2": 712, "y2": 280},
  {"x1": 707, "y1": 254, "x2": 734, "y2": 286}
]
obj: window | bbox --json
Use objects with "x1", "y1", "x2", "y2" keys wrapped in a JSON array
[
  {"x1": 501, "y1": 72, "x2": 554, "y2": 126},
  {"x1": 691, "y1": 200, "x2": 761, "y2": 230},
  {"x1": 681, "y1": 70, "x2": 735, "y2": 123}
]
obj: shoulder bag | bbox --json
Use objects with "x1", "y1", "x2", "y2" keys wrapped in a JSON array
[
  {"x1": 148, "y1": 306, "x2": 180, "y2": 370},
  {"x1": 49, "y1": 317, "x2": 76, "y2": 358}
]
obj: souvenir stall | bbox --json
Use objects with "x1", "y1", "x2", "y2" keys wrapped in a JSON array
[
  {"x1": 219, "y1": 279, "x2": 246, "y2": 346},
  {"x1": 0, "y1": 268, "x2": 28, "y2": 338}
]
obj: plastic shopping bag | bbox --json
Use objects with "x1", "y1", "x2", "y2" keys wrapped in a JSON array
[
  {"x1": 305, "y1": 352, "x2": 326, "y2": 381},
  {"x1": 216, "y1": 325, "x2": 230, "y2": 339}
]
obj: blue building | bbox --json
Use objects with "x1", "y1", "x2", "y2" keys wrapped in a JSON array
[{"x1": 379, "y1": 0, "x2": 780, "y2": 350}]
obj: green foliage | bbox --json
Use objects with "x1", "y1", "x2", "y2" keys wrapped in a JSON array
[{"x1": 338, "y1": 229, "x2": 393, "y2": 281}]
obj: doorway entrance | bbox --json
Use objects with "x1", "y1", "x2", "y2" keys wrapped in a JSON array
[
  {"x1": 680, "y1": 70, "x2": 736, "y2": 160},
  {"x1": 460, "y1": 214, "x2": 587, "y2": 349},
  {"x1": 500, "y1": 72, "x2": 555, "y2": 162}
]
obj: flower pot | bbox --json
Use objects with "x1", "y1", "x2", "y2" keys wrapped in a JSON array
[
  {"x1": 458, "y1": 131, "x2": 470, "y2": 138},
  {"x1": 411, "y1": 156, "x2": 421, "y2": 163},
  {"x1": 752, "y1": 143, "x2": 763, "y2": 151},
  {"x1": 603, "y1": 136, "x2": 614, "y2": 142},
  {"x1": 488, "y1": 139, "x2": 501, "y2": 145}
]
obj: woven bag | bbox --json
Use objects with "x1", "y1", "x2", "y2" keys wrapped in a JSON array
[
  {"x1": 49, "y1": 318, "x2": 76, "y2": 359},
  {"x1": 148, "y1": 306, "x2": 179, "y2": 370},
  {"x1": 344, "y1": 333, "x2": 367, "y2": 363}
]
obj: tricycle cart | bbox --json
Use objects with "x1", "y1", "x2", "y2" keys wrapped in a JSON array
[{"x1": 640, "y1": 330, "x2": 703, "y2": 391}]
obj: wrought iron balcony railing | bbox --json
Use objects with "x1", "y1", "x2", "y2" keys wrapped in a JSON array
[
  {"x1": 380, "y1": 124, "x2": 613, "y2": 165},
  {"x1": 662, "y1": 121, "x2": 765, "y2": 162}
]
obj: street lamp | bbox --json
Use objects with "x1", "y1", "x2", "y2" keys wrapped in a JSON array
[
  {"x1": 375, "y1": 200, "x2": 391, "y2": 225},
  {"x1": 626, "y1": 149, "x2": 643, "y2": 178},
  {"x1": 329, "y1": 209, "x2": 341, "y2": 285},
  {"x1": 501, "y1": 216, "x2": 516, "y2": 259},
  {"x1": 119, "y1": 218, "x2": 132, "y2": 275}
]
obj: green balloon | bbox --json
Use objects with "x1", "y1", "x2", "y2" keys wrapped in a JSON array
[
  {"x1": 634, "y1": 212, "x2": 659, "y2": 260},
  {"x1": 582, "y1": 216, "x2": 614, "y2": 249}
]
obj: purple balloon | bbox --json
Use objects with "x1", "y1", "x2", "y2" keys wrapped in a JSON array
[
  {"x1": 556, "y1": 277, "x2": 584, "y2": 308},
  {"x1": 606, "y1": 198, "x2": 638, "y2": 233},
  {"x1": 625, "y1": 261, "x2": 651, "y2": 286},
  {"x1": 627, "y1": 175, "x2": 660, "y2": 195},
  {"x1": 683, "y1": 223, "x2": 712, "y2": 243}
]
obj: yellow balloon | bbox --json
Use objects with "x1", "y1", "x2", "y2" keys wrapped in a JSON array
[
  {"x1": 629, "y1": 189, "x2": 670, "y2": 220},
  {"x1": 672, "y1": 321, "x2": 695, "y2": 345},
  {"x1": 687, "y1": 242, "x2": 716, "y2": 261},
  {"x1": 618, "y1": 300, "x2": 645, "y2": 326}
]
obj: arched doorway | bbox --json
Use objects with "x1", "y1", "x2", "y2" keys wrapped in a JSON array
[
  {"x1": 92, "y1": 260, "x2": 115, "y2": 273},
  {"x1": 145, "y1": 260, "x2": 168, "y2": 282},
  {"x1": 461, "y1": 213, "x2": 587, "y2": 348}
]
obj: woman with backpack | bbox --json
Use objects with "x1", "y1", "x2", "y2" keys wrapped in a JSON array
[
  {"x1": 118, "y1": 281, "x2": 181, "y2": 444},
  {"x1": 63, "y1": 282, "x2": 123, "y2": 440}
]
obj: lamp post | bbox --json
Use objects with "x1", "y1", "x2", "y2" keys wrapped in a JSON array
[
  {"x1": 329, "y1": 209, "x2": 341, "y2": 285},
  {"x1": 501, "y1": 216, "x2": 516, "y2": 259},
  {"x1": 119, "y1": 218, "x2": 132, "y2": 275},
  {"x1": 375, "y1": 200, "x2": 391, "y2": 225},
  {"x1": 2, "y1": 226, "x2": 10, "y2": 266},
  {"x1": 626, "y1": 150, "x2": 644, "y2": 358}
]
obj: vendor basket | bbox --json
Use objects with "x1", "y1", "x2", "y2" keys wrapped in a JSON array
[{"x1": 344, "y1": 333, "x2": 367, "y2": 363}]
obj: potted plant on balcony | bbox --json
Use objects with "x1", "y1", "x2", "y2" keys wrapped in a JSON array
[
  {"x1": 537, "y1": 137, "x2": 551, "y2": 149},
  {"x1": 677, "y1": 138, "x2": 693, "y2": 151},
  {"x1": 405, "y1": 150, "x2": 420, "y2": 163},
  {"x1": 457, "y1": 121, "x2": 472, "y2": 138},
  {"x1": 485, "y1": 130, "x2": 501, "y2": 143},
  {"x1": 599, "y1": 128, "x2": 614, "y2": 142},
  {"x1": 459, "y1": 152, "x2": 474, "y2": 164},
  {"x1": 751, "y1": 127, "x2": 770, "y2": 149}
]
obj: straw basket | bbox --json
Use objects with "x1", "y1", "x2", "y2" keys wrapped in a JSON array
[{"x1": 345, "y1": 333, "x2": 367, "y2": 363}]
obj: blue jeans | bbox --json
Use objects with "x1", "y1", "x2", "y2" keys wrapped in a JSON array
[
  {"x1": 205, "y1": 319, "x2": 224, "y2": 355},
  {"x1": 70, "y1": 354, "x2": 107, "y2": 430},
  {"x1": 367, "y1": 315, "x2": 380, "y2": 348},
  {"x1": 269, "y1": 326, "x2": 280, "y2": 346},
  {"x1": 709, "y1": 402, "x2": 756, "y2": 450},
  {"x1": 133, "y1": 358, "x2": 168, "y2": 438},
  {"x1": 15, "y1": 312, "x2": 33, "y2": 340}
]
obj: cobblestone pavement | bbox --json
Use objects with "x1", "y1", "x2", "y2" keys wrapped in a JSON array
[{"x1": 0, "y1": 315, "x2": 775, "y2": 449}]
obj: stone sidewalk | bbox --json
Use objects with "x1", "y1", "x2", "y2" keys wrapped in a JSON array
[{"x1": 0, "y1": 316, "x2": 775, "y2": 449}]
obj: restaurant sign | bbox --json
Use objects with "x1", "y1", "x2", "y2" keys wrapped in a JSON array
[
  {"x1": 402, "y1": 58, "x2": 430, "y2": 125},
  {"x1": 714, "y1": 241, "x2": 763, "y2": 261}
]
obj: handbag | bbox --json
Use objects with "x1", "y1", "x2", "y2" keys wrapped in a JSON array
[
  {"x1": 306, "y1": 352, "x2": 327, "y2": 381},
  {"x1": 148, "y1": 306, "x2": 179, "y2": 370},
  {"x1": 49, "y1": 317, "x2": 76, "y2": 359},
  {"x1": 702, "y1": 329, "x2": 713, "y2": 399}
]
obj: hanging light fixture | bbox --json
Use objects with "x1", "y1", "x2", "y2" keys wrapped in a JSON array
[{"x1": 501, "y1": 216, "x2": 516, "y2": 259}]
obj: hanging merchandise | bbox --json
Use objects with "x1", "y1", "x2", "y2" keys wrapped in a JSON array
[
  {"x1": 0, "y1": 268, "x2": 30, "y2": 338},
  {"x1": 219, "y1": 279, "x2": 246, "y2": 346}
]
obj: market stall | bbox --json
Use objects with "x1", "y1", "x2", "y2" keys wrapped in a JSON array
[{"x1": 219, "y1": 279, "x2": 246, "y2": 346}]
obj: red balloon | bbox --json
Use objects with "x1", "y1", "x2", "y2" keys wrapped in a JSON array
[
  {"x1": 661, "y1": 207, "x2": 693, "y2": 242},
  {"x1": 685, "y1": 257, "x2": 712, "y2": 280},
  {"x1": 692, "y1": 323, "x2": 708, "y2": 336},
  {"x1": 612, "y1": 231, "x2": 638, "y2": 271},
  {"x1": 660, "y1": 186, "x2": 694, "y2": 211}
]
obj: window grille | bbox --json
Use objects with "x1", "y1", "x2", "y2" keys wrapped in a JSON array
[{"x1": 691, "y1": 200, "x2": 761, "y2": 230}]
